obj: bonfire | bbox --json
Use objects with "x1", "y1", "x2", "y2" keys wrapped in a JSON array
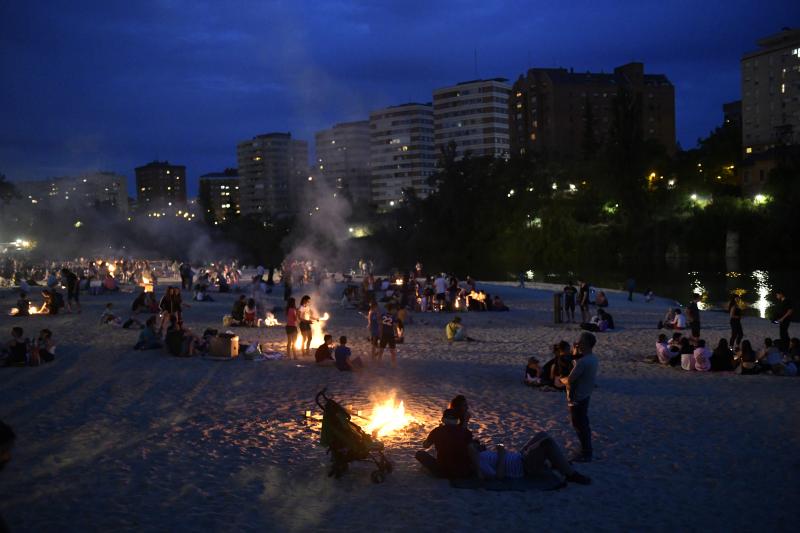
[
  {"x1": 363, "y1": 393, "x2": 416, "y2": 438},
  {"x1": 293, "y1": 312, "x2": 330, "y2": 350}
]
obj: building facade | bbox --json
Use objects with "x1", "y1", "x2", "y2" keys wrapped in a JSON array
[
  {"x1": 432, "y1": 78, "x2": 511, "y2": 161},
  {"x1": 198, "y1": 168, "x2": 240, "y2": 225},
  {"x1": 509, "y1": 62, "x2": 675, "y2": 159},
  {"x1": 369, "y1": 103, "x2": 436, "y2": 211},
  {"x1": 134, "y1": 161, "x2": 186, "y2": 213},
  {"x1": 12, "y1": 172, "x2": 128, "y2": 213},
  {"x1": 237, "y1": 133, "x2": 308, "y2": 217},
  {"x1": 314, "y1": 120, "x2": 371, "y2": 204}
]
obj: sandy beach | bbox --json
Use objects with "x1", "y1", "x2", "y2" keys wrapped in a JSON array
[{"x1": 1, "y1": 281, "x2": 798, "y2": 532}]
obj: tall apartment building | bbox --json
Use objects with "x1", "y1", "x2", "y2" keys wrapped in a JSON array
[
  {"x1": 13, "y1": 172, "x2": 128, "y2": 213},
  {"x1": 510, "y1": 62, "x2": 675, "y2": 159},
  {"x1": 369, "y1": 103, "x2": 436, "y2": 211},
  {"x1": 198, "y1": 168, "x2": 240, "y2": 224},
  {"x1": 237, "y1": 133, "x2": 308, "y2": 217},
  {"x1": 432, "y1": 78, "x2": 511, "y2": 161},
  {"x1": 315, "y1": 120, "x2": 371, "y2": 204},
  {"x1": 135, "y1": 161, "x2": 186, "y2": 212}
]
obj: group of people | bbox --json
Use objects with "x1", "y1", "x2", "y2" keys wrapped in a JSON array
[
  {"x1": 0, "y1": 326, "x2": 55, "y2": 366},
  {"x1": 652, "y1": 332, "x2": 800, "y2": 375},
  {"x1": 415, "y1": 390, "x2": 594, "y2": 486}
]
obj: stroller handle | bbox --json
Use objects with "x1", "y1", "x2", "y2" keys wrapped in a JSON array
[{"x1": 315, "y1": 388, "x2": 329, "y2": 410}]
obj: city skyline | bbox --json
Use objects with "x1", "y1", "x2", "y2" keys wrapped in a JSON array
[{"x1": 1, "y1": 1, "x2": 798, "y2": 197}]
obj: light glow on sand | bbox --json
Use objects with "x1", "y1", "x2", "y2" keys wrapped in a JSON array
[
  {"x1": 293, "y1": 312, "x2": 329, "y2": 350},
  {"x1": 364, "y1": 393, "x2": 415, "y2": 438}
]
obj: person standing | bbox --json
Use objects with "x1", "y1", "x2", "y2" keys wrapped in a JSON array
[
  {"x1": 378, "y1": 303, "x2": 398, "y2": 366},
  {"x1": 367, "y1": 301, "x2": 381, "y2": 360},
  {"x1": 60, "y1": 267, "x2": 81, "y2": 314},
  {"x1": 728, "y1": 295, "x2": 744, "y2": 350},
  {"x1": 577, "y1": 280, "x2": 590, "y2": 323},
  {"x1": 625, "y1": 277, "x2": 635, "y2": 302},
  {"x1": 686, "y1": 294, "x2": 701, "y2": 339},
  {"x1": 563, "y1": 281, "x2": 577, "y2": 323},
  {"x1": 560, "y1": 332, "x2": 599, "y2": 463},
  {"x1": 774, "y1": 290, "x2": 793, "y2": 350}
]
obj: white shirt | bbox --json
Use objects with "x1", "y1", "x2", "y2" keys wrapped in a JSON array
[
  {"x1": 656, "y1": 342, "x2": 673, "y2": 364},
  {"x1": 694, "y1": 347, "x2": 712, "y2": 371},
  {"x1": 672, "y1": 314, "x2": 687, "y2": 329},
  {"x1": 434, "y1": 277, "x2": 447, "y2": 294}
]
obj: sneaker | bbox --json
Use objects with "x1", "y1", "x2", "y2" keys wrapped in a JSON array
[{"x1": 566, "y1": 471, "x2": 592, "y2": 485}]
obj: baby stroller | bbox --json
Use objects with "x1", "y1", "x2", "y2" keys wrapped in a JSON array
[{"x1": 316, "y1": 389, "x2": 393, "y2": 483}]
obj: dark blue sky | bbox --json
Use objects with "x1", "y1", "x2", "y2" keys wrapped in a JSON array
[{"x1": 1, "y1": 1, "x2": 798, "y2": 197}]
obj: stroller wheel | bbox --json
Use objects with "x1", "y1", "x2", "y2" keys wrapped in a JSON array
[{"x1": 371, "y1": 470, "x2": 386, "y2": 484}]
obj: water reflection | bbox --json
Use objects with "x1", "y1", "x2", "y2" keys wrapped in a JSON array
[
  {"x1": 751, "y1": 270, "x2": 771, "y2": 319},
  {"x1": 688, "y1": 271, "x2": 709, "y2": 310}
]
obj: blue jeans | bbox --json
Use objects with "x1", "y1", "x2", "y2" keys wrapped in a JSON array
[{"x1": 569, "y1": 397, "x2": 592, "y2": 458}]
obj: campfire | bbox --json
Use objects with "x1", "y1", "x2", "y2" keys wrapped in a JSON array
[
  {"x1": 363, "y1": 393, "x2": 416, "y2": 438},
  {"x1": 141, "y1": 275, "x2": 154, "y2": 293},
  {"x1": 262, "y1": 312, "x2": 280, "y2": 327},
  {"x1": 293, "y1": 312, "x2": 330, "y2": 350},
  {"x1": 9, "y1": 305, "x2": 42, "y2": 316}
]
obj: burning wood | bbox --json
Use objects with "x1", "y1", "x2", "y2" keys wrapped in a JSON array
[
  {"x1": 9, "y1": 305, "x2": 41, "y2": 316},
  {"x1": 363, "y1": 393, "x2": 416, "y2": 438}
]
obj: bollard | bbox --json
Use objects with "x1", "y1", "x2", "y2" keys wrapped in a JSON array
[{"x1": 553, "y1": 292, "x2": 563, "y2": 324}]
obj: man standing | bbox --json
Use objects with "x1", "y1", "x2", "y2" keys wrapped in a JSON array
[
  {"x1": 561, "y1": 332, "x2": 599, "y2": 463},
  {"x1": 774, "y1": 290, "x2": 793, "y2": 350},
  {"x1": 686, "y1": 294, "x2": 701, "y2": 339},
  {"x1": 577, "y1": 280, "x2": 590, "y2": 323},
  {"x1": 60, "y1": 267, "x2": 80, "y2": 314}
]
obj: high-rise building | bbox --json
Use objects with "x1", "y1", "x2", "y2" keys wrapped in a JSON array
[
  {"x1": 237, "y1": 133, "x2": 308, "y2": 217},
  {"x1": 432, "y1": 78, "x2": 511, "y2": 161},
  {"x1": 135, "y1": 161, "x2": 186, "y2": 213},
  {"x1": 369, "y1": 103, "x2": 436, "y2": 211},
  {"x1": 510, "y1": 62, "x2": 675, "y2": 159},
  {"x1": 723, "y1": 100, "x2": 743, "y2": 129},
  {"x1": 198, "y1": 168, "x2": 240, "y2": 225},
  {"x1": 315, "y1": 120, "x2": 371, "y2": 204},
  {"x1": 741, "y1": 28, "x2": 800, "y2": 155},
  {"x1": 12, "y1": 172, "x2": 128, "y2": 213}
]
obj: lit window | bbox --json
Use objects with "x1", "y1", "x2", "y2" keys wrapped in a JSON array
[
  {"x1": 746, "y1": 147, "x2": 753, "y2": 154},
  {"x1": 781, "y1": 83, "x2": 786, "y2": 94}
]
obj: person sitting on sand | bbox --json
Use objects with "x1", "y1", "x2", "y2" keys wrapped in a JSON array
[
  {"x1": 334, "y1": 336, "x2": 363, "y2": 371},
  {"x1": 679, "y1": 338, "x2": 696, "y2": 370},
  {"x1": 524, "y1": 357, "x2": 542, "y2": 385},
  {"x1": 415, "y1": 408, "x2": 477, "y2": 479},
  {"x1": 159, "y1": 287, "x2": 186, "y2": 333},
  {"x1": 492, "y1": 295, "x2": 509, "y2": 312},
  {"x1": 659, "y1": 308, "x2": 686, "y2": 330},
  {"x1": 669, "y1": 332, "x2": 683, "y2": 351},
  {"x1": 102, "y1": 272, "x2": 118, "y2": 293},
  {"x1": 231, "y1": 295, "x2": 246, "y2": 325},
  {"x1": 693, "y1": 339, "x2": 712, "y2": 372},
  {"x1": 655, "y1": 333, "x2": 680, "y2": 366},
  {"x1": 2, "y1": 327, "x2": 29, "y2": 366},
  {"x1": 757, "y1": 338, "x2": 783, "y2": 372},
  {"x1": 477, "y1": 434, "x2": 591, "y2": 485},
  {"x1": 580, "y1": 309, "x2": 610, "y2": 332},
  {"x1": 35, "y1": 329, "x2": 56, "y2": 363},
  {"x1": 711, "y1": 338, "x2": 735, "y2": 371},
  {"x1": 736, "y1": 340, "x2": 759, "y2": 375},
  {"x1": 446, "y1": 316, "x2": 475, "y2": 342},
  {"x1": 243, "y1": 298, "x2": 258, "y2": 327},
  {"x1": 595, "y1": 291, "x2": 609, "y2": 308},
  {"x1": 164, "y1": 316, "x2": 198, "y2": 357},
  {"x1": 134, "y1": 316, "x2": 162, "y2": 351},
  {"x1": 100, "y1": 303, "x2": 123, "y2": 326},
  {"x1": 14, "y1": 292, "x2": 31, "y2": 317},
  {"x1": 314, "y1": 334, "x2": 335, "y2": 365}
]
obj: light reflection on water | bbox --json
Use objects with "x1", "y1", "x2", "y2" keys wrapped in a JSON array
[
  {"x1": 751, "y1": 270, "x2": 771, "y2": 319},
  {"x1": 688, "y1": 271, "x2": 709, "y2": 310}
]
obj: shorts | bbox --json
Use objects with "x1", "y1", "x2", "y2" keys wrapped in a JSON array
[
  {"x1": 285, "y1": 325, "x2": 298, "y2": 338},
  {"x1": 299, "y1": 320, "x2": 312, "y2": 334},
  {"x1": 379, "y1": 334, "x2": 396, "y2": 349}
]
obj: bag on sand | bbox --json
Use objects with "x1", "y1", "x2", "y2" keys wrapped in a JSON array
[{"x1": 222, "y1": 315, "x2": 236, "y2": 327}]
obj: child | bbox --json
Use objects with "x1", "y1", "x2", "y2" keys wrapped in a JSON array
[
  {"x1": 35, "y1": 329, "x2": 56, "y2": 363},
  {"x1": 14, "y1": 292, "x2": 31, "y2": 316},
  {"x1": 524, "y1": 357, "x2": 541, "y2": 385},
  {"x1": 100, "y1": 303, "x2": 123, "y2": 326},
  {"x1": 334, "y1": 336, "x2": 363, "y2": 371},
  {"x1": 134, "y1": 316, "x2": 162, "y2": 351},
  {"x1": 655, "y1": 333, "x2": 680, "y2": 366},
  {"x1": 243, "y1": 298, "x2": 257, "y2": 327},
  {"x1": 2, "y1": 327, "x2": 28, "y2": 366}
]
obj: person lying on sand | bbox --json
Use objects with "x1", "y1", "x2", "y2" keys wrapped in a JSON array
[{"x1": 478, "y1": 434, "x2": 590, "y2": 485}]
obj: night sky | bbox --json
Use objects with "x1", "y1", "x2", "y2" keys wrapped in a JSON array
[{"x1": 1, "y1": 1, "x2": 798, "y2": 197}]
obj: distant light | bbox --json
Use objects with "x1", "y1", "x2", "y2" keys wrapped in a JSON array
[
  {"x1": 568, "y1": 183, "x2": 577, "y2": 192},
  {"x1": 753, "y1": 194, "x2": 771, "y2": 206},
  {"x1": 551, "y1": 182, "x2": 557, "y2": 190},
  {"x1": 690, "y1": 193, "x2": 698, "y2": 200},
  {"x1": 507, "y1": 189, "x2": 515, "y2": 198},
  {"x1": 308, "y1": 176, "x2": 313, "y2": 181},
  {"x1": 74, "y1": 220, "x2": 82, "y2": 228},
  {"x1": 389, "y1": 200, "x2": 395, "y2": 206}
]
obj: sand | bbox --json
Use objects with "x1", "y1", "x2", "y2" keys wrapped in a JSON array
[{"x1": 1, "y1": 280, "x2": 798, "y2": 532}]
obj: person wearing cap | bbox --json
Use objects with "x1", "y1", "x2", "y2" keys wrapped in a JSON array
[
  {"x1": 560, "y1": 332, "x2": 599, "y2": 463},
  {"x1": 415, "y1": 409, "x2": 476, "y2": 479}
]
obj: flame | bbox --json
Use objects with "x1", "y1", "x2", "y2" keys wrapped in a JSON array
[
  {"x1": 107, "y1": 263, "x2": 116, "y2": 275},
  {"x1": 263, "y1": 312, "x2": 280, "y2": 327},
  {"x1": 363, "y1": 394, "x2": 415, "y2": 438},
  {"x1": 9, "y1": 305, "x2": 41, "y2": 316},
  {"x1": 294, "y1": 311, "x2": 330, "y2": 350},
  {"x1": 395, "y1": 278, "x2": 403, "y2": 286}
]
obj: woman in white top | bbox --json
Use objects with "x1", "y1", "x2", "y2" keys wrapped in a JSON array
[{"x1": 693, "y1": 339, "x2": 712, "y2": 372}]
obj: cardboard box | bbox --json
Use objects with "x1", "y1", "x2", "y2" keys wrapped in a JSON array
[{"x1": 210, "y1": 335, "x2": 239, "y2": 358}]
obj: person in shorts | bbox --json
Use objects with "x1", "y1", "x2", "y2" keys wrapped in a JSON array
[
  {"x1": 563, "y1": 281, "x2": 577, "y2": 323},
  {"x1": 367, "y1": 301, "x2": 381, "y2": 360},
  {"x1": 378, "y1": 303, "x2": 397, "y2": 366},
  {"x1": 61, "y1": 267, "x2": 81, "y2": 313}
]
